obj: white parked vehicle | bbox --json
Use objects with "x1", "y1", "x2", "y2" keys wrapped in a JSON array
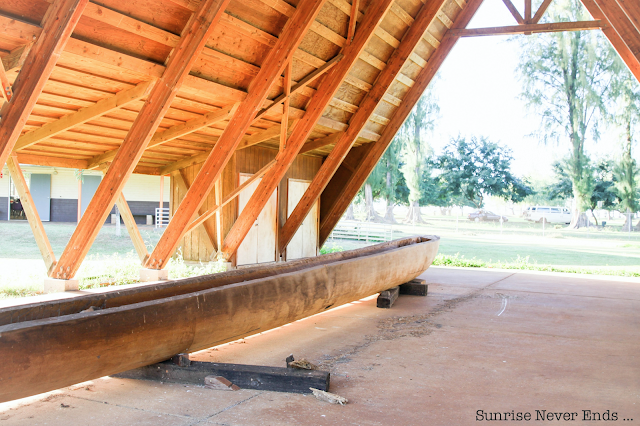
[{"x1": 525, "y1": 206, "x2": 572, "y2": 224}]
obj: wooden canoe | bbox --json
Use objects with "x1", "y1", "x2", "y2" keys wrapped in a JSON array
[{"x1": 0, "y1": 236, "x2": 439, "y2": 402}]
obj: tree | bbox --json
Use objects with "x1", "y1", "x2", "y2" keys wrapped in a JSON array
[
  {"x1": 398, "y1": 88, "x2": 439, "y2": 224},
  {"x1": 367, "y1": 136, "x2": 405, "y2": 223},
  {"x1": 435, "y1": 136, "x2": 532, "y2": 208},
  {"x1": 517, "y1": 0, "x2": 618, "y2": 228},
  {"x1": 606, "y1": 56, "x2": 640, "y2": 231}
]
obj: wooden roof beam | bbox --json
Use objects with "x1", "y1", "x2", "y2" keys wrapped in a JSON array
[
  {"x1": 220, "y1": 0, "x2": 397, "y2": 261},
  {"x1": 86, "y1": 102, "x2": 238, "y2": 169},
  {"x1": 449, "y1": 20, "x2": 604, "y2": 37},
  {"x1": 13, "y1": 81, "x2": 153, "y2": 152},
  {"x1": 532, "y1": 0, "x2": 554, "y2": 24},
  {"x1": 581, "y1": 0, "x2": 640, "y2": 82},
  {"x1": 0, "y1": 0, "x2": 88, "y2": 171},
  {"x1": 502, "y1": 0, "x2": 525, "y2": 24},
  {"x1": 319, "y1": 0, "x2": 486, "y2": 245},
  {"x1": 279, "y1": 0, "x2": 450, "y2": 253},
  {"x1": 145, "y1": 0, "x2": 330, "y2": 270},
  {"x1": 50, "y1": 0, "x2": 232, "y2": 280}
]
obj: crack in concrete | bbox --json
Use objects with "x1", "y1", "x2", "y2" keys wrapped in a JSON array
[{"x1": 186, "y1": 392, "x2": 263, "y2": 426}]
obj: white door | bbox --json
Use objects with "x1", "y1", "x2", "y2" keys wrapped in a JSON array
[
  {"x1": 236, "y1": 174, "x2": 277, "y2": 266},
  {"x1": 286, "y1": 179, "x2": 318, "y2": 260}
]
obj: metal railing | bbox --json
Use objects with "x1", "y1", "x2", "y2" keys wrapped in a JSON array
[
  {"x1": 155, "y1": 207, "x2": 170, "y2": 228},
  {"x1": 329, "y1": 220, "x2": 394, "y2": 243}
]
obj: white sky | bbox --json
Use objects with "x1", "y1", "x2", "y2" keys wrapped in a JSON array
[{"x1": 428, "y1": 0, "x2": 628, "y2": 180}]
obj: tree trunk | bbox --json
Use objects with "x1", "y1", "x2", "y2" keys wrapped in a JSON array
[
  {"x1": 383, "y1": 201, "x2": 397, "y2": 223},
  {"x1": 622, "y1": 215, "x2": 639, "y2": 232},
  {"x1": 363, "y1": 184, "x2": 383, "y2": 222},
  {"x1": 344, "y1": 203, "x2": 355, "y2": 221},
  {"x1": 403, "y1": 201, "x2": 426, "y2": 224}
]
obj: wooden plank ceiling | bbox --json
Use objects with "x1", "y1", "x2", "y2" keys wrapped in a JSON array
[{"x1": 0, "y1": 0, "x2": 467, "y2": 174}]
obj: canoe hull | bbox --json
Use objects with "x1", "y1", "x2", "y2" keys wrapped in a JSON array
[{"x1": 0, "y1": 236, "x2": 439, "y2": 402}]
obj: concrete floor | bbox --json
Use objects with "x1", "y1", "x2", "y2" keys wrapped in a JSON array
[{"x1": 1, "y1": 267, "x2": 638, "y2": 425}]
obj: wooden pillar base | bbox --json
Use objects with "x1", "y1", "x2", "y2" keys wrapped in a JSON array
[
  {"x1": 43, "y1": 278, "x2": 79, "y2": 293},
  {"x1": 114, "y1": 355, "x2": 330, "y2": 394},
  {"x1": 377, "y1": 286, "x2": 399, "y2": 309},
  {"x1": 399, "y1": 278, "x2": 429, "y2": 296},
  {"x1": 139, "y1": 268, "x2": 169, "y2": 282}
]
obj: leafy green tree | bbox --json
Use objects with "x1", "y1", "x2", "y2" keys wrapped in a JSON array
[
  {"x1": 606, "y1": 57, "x2": 640, "y2": 230},
  {"x1": 435, "y1": 136, "x2": 532, "y2": 208},
  {"x1": 517, "y1": 0, "x2": 618, "y2": 227},
  {"x1": 367, "y1": 136, "x2": 405, "y2": 223},
  {"x1": 398, "y1": 89, "x2": 439, "y2": 224}
]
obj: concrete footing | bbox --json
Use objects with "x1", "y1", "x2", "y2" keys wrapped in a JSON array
[
  {"x1": 139, "y1": 268, "x2": 169, "y2": 282},
  {"x1": 43, "y1": 278, "x2": 79, "y2": 293}
]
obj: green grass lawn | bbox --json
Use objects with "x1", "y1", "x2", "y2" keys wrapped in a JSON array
[
  {"x1": 324, "y1": 212, "x2": 640, "y2": 276},
  {"x1": 0, "y1": 221, "x2": 164, "y2": 259},
  {"x1": 1, "y1": 213, "x2": 639, "y2": 299}
]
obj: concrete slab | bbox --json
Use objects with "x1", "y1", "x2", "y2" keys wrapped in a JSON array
[{"x1": 1, "y1": 268, "x2": 638, "y2": 425}]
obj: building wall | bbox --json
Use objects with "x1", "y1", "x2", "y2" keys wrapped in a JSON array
[
  {"x1": 1, "y1": 164, "x2": 171, "y2": 223},
  {"x1": 0, "y1": 171, "x2": 9, "y2": 220}
]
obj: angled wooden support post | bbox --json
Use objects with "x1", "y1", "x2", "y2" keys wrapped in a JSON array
[
  {"x1": 532, "y1": 0, "x2": 554, "y2": 24},
  {"x1": 50, "y1": 0, "x2": 232, "y2": 280},
  {"x1": 279, "y1": 0, "x2": 450, "y2": 253},
  {"x1": 145, "y1": 0, "x2": 330, "y2": 270},
  {"x1": 221, "y1": 0, "x2": 397, "y2": 260},
  {"x1": 176, "y1": 169, "x2": 217, "y2": 252},
  {"x1": 6, "y1": 155, "x2": 57, "y2": 272},
  {"x1": 0, "y1": 59, "x2": 12, "y2": 102},
  {"x1": 184, "y1": 160, "x2": 275, "y2": 234},
  {"x1": 582, "y1": 0, "x2": 640, "y2": 82},
  {"x1": 115, "y1": 193, "x2": 149, "y2": 262},
  {"x1": 0, "y1": 0, "x2": 88, "y2": 170},
  {"x1": 319, "y1": 0, "x2": 486, "y2": 245}
]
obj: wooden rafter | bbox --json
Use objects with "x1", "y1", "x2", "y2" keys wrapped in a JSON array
[
  {"x1": 502, "y1": 0, "x2": 525, "y2": 24},
  {"x1": 279, "y1": 0, "x2": 450, "y2": 253},
  {"x1": 14, "y1": 81, "x2": 154, "y2": 152},
  {"x1": 280, "y1": 61, "x2": 292, "y2": 152},
  {"x1": 145, "y1": 0, "x2": 330, "y2": 270},
  {"x1": 347, "y1": 0, "x2": 359, "y2": 45},
  {"x1": 0, "y1": 0, "x2": 88, "y2": 170},
  {"x1": 532, "y1": 0, "x2": 554, "y2": 24},
  {"x1": 582, "y1": 0, "x2": 640, "y2": 82},
  {"x1": 319, "y1": 0, "x2": 486, "y2": 245},
  {"x1": 6, "y1": 155, "x2": 57, "y2": 271},
  {"x1": 51, "y1": 0, "x2": 232, "y2": 280},
  {"x1": 0, "y1": 59, "x2": 11, "y2": 102},
  {"x1": 220, "y1": 0, "x2": 397, "y2": 261},
  {"x1": 449, "y1": 20, "x2": 604, "y2": 37},
  {"x1": 86, "y1": 102, "x2": 238, "y2": 169}
]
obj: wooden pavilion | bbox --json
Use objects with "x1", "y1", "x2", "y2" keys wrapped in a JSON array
[{"x1": 0, "y1": 0, "x2": 638, "y2": 285}]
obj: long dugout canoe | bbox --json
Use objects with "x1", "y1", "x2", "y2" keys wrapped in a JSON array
[{"x1": 0, "y1": 236, "x2": 439, "y2": 402}]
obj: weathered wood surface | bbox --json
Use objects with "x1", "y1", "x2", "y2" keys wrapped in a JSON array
[
  {"x1": 0, "y1": 236, "x2": 438, "y2": 402},
  {"x1": 399, "y1": 278, "x2": 429, "y2": 296},
  {"x1": 377, "y1": 286, "x2": 399, "y2": 309},
  {"x1": 115, "y1": 360, "x2": 330, "y2": 394}
]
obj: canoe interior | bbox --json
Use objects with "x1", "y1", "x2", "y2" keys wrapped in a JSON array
[{"x1": 0, "y1": 236, "x2": 436, "y2": 326}]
